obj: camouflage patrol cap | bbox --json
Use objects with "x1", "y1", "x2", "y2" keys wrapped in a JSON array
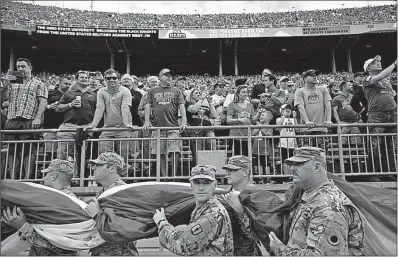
[
  {"x1": 222, "y1": 155, "x2": 251, "y2": 171},
  {"x1": 285, "y1": 147, "x2": 326, "y2": 164},
  {"x1": 189, "y1": 165, "x2": 216, "y2": 181},
  {"x1": 89, "y1": 152, "x2": 125, "y2": 170},
  {"x1": 41, "y1": 159, "x2": 74, "y2": 175}
]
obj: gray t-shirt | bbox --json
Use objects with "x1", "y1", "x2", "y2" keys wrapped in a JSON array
[
  {"x1": 227, "y1": 102, "x2": 255, "y2": 140},
  {"x1": 146, "y1": 85, "x2": 185, "y2": 127},
  {"x1": 363, "y1": 76, "x2": 397, "y2": 113},
  {"x1": 294, "y1": 86, "x2": 332, "y2": 132}
]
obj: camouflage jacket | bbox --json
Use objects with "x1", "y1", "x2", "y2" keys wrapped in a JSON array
[
  {"x1": 17, "y1": 186, "x2": 78, "y2": 256},
  {"x1": 278, "y1": 181, "x2": 365, "y2": 256},
  {"x1": 158, "y1": 196, "x2": 234, "y2": 256},
  {"x1": 226, "y1": 186, "x2": 262, "y2": 256},
  {"x1": 90, "y1": 177, "x2": 139, "y2": 256}
]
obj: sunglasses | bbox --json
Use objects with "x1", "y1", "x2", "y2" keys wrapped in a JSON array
[
  {"x1": 287, "y1": 85, "x2": 294, "y2": 87},
  {"x1": 106, "y1": 77, "x2": 118, "y2": 81}
]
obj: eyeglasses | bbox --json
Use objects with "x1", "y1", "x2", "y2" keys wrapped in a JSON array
[{"x1": 106, "y1": 77, "x2": 118, "y2": 81}]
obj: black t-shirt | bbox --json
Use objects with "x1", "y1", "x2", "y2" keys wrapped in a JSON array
[
  {"x1": 130, "y1": 89, "x2": 143, "y2": 126},
  {"x1": 43, "y1": 89, "x2": 64, "y2": 129},
  {"x1": 185, "y1": 102, "x2": 212, "y2": 126},
  {"x1": 59, "y1": 89, "x2": 97, "y2": 125},
  {"x1": 251, "y1": 83, "x2": 266, "y2": 102}
]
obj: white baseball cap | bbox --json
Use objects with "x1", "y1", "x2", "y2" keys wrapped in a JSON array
[{"x1": 363, "y1": 55, "x2": 381, "y2": 71}]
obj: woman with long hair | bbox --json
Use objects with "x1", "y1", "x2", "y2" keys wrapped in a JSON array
[
  {"x1": 185, "y1": 88, "x2": 218, "y2": 165},
  {"x1": 227, "y1": 79, "x2": 260, "y2": 156}
]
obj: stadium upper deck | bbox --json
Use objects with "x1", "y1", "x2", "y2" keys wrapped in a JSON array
[{"x1": 1, "y1": 0, "x2": 396, "y2": 29}]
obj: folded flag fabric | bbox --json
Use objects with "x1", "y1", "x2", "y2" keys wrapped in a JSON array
[
  {"x1": 1, "y1": 176, "x2": 396, "y2": 255},
  {"x1": 1, "y1": 180, "x2": 104, "y2": 252}
]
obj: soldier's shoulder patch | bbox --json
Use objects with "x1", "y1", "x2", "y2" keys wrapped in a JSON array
[{"x1": 191, "y1": 224, "x2": 203, "y2": 235}]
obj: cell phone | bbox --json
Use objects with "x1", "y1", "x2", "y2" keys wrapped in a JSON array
[{"x1": 9, "y1": 71, "x2": 24, "y2": 84}]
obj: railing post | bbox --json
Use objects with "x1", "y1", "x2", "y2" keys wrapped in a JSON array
[
  {"x1": 80, "y1": 140, "x2": 86, "y2": 186},
  {"x1": 156, "y1": 128, "x2": 161, "y2": 182},
  {"x1": 337, "y1": 124, "x2": 345, "y2": 179},
  {"x1": 247, "y1": 126, "x2": 253, "y2": 160}
]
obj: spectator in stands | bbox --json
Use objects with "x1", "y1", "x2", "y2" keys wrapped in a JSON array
[
  {"x1": 131, "y1": 75, "x2": 146, "y2": 96},
  {"x1": 211, "y1": 81, "x2": 226, "y2": 127},
  {"x1": 276, "y1": 104, "x2": 298, "y2": 175},
  {"x1": 122, "y1": 74, "x2": 143, "y2": 127},
  {"x1": 328, "y1": 81, "x2": 340, "y2": 99},
  {"x1": 185, "y1": 88, "x2": 217, "y2": 165},
  {"x1": 351, "y1": 72, "x2": 368, "y2": 123},
  {"x1": 223, "y1": 82, "x2": 236, "y2": 109},
  {"x1": 175, "y1": 77, "x2": 188, "y2": 96},
  {"x1": 362, "y1": 56, "x2": 397, "y2": 178},
  {"x1": 294, "y1": 69, "x2": 332, "y2": 149},
  {"x1": 85, "y1": 69, "x2": 135, "y2": 164},
  {"x1": 332, "y1": 81, "x2": 362, "y2": 156},
  {"x1": 227, "y1": 79, "x2": 259, "y2": 156},
  {"x1": 56, "y1": 70, "x2": 96, "y2": 161},
  {"x1": 258, "y1": 74, "x2": 286, "y2": 125},
  {"x1": 88, "y1": 72, "x2": 104, "y2": 93},
  {"x1": 3, "y1": 57, "x2": 48, "y2": 179},
  {"x1": 285, "y1": 81, "x2": 296, "y2": 106},
  {"x1": 278, "y1": 76, "x2": 289, "y2": 92},
  {"x1": 250, "y1": 68, "x2": 273, "y2": 109},
  {"x1": 252, "y1": 109, "x2": 273, "y2": 182},
  {"x1": 144, "y1": 69, "x2": 187, "y2": 177},
  {"x1": 43, "y1": 76, "x2": 72, "y2": 158}
]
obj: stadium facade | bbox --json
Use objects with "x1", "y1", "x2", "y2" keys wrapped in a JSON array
[{"x1": 1, "y1": 19, "x2": 397, "y2": 75}]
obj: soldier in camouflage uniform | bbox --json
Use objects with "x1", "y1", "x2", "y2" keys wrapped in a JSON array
[
  {"x1": 2, "y1": 159, "x2": 78, "y2": 256},
  {"x1": 269, "y1": 147, "x2": 365, "y2": 256},
  {"x1": 153, "y1": 165, "x2": 234, "y2": 256},
  {"x1": 221, "y1": 156, "x2": 262, "y2": 256},
  {"x1": 84, "y1": 152, "x2": 139, "y2": 256}
]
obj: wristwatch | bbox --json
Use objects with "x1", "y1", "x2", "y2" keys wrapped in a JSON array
[{"x1": 69, "y1": 103, "x2": 73, "y2": 108}]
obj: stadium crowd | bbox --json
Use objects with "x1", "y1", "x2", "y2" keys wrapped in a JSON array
[
  {"x1": 1, "y1": 0, "x2": 396, "y2": 28},
  {"x1": 1, "y1": 56, "x2": 397, "y2": 184}
]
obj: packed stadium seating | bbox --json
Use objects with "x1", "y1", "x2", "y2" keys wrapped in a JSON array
[{"x1": 1, "y1": 0, "x2": 396, "y2": 29}]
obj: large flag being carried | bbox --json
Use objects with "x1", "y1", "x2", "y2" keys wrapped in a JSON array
[{"x1": 1, "y1": 175, "x2": 397, "y2": 255}]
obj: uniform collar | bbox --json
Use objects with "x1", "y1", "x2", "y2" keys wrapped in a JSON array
[{"x1": 301, "y1": 181, "x2": 332, "y2": 203}]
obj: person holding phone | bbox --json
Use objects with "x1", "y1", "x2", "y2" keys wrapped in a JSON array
[{"x1": 3, "y1": 57, "x2": 48, "y2": 180}]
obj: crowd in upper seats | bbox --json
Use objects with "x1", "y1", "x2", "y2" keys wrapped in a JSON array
[{"x1": 1, "y1": 0, "x2": 396, "y2": 28}]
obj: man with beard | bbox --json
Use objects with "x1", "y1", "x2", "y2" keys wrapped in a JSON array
[
  {"x1": 144, "y1": 69, "x2": 187, "y2": 177},
  {"x1": 221, "y1": 156, "x2": 262, "y2": 256},
  {"x1": 268, "y1": 147, "x2": 364, "y2": 256},
  {"x1": 2, "y1": 160, "x2": 78, "y2": 256},
  {"x1": 43, "y1": 76, "x2": 72, "y2": 158},
  {"x1": 56, "y1": 70, "x2": 96, "y2": 160},
  {"x1": 85, "y1": 69, "x2": 135, "y2": 163},
  {"x1": 153, "y1": 165, "x2": 234, "y2": 256},
  {"x1": 3, "y1": 58, "x2": 48, "y2": 179},
  {"x1": 84, "y1": 152, "x2": 139, "y2": 256}
]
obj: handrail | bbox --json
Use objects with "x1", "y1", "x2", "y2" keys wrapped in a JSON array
[
  {"x1": 1, "y1": 19, "x2": 396, "y2": 30},
  {"x1": 1, "y1": 123, "x2": 396, "y2": 134}
]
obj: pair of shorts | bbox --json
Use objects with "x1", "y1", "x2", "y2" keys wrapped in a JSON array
[{"x1": 150, "y1": 130, "x2": 182, "y2": 155}]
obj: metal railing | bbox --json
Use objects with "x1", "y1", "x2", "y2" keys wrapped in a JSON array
[
  {"x1": 1, "y1": 19, "x2": 396, "y2": 30},
  {"x1": 1, "y1": 123, "x2": 396, "y2": 186}
]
